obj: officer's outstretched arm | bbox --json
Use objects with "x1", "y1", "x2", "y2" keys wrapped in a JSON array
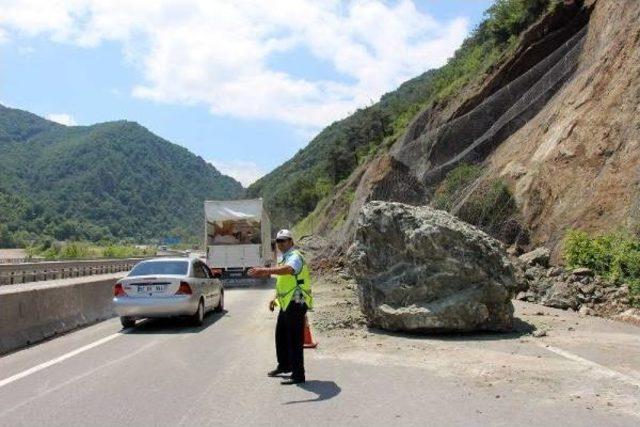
[{"x1": 248, "y1": 265, "x2": 294, "y2": 277}]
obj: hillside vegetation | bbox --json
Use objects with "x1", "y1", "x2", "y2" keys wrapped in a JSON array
[
  {"x1": 564, "y1": 230, "x2": 640, "y2": 302},
  {"x1": 0, "y1": 105, "x2": 243, "y2": 247},
  {"x1": 248, "y1": 0, "x2": 555, "y2": 229},
  {"x1": 26, "y1": 242, "x2": 155, "y2": 260}
]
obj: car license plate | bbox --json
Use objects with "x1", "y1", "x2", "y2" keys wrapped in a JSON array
[{"x1": 137, "y1": 284, "x2": 166, "y2": 294}]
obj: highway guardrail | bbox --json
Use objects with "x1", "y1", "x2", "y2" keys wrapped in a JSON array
[{"x1": 0, "y1": 258, "x2": 144, "y2": 286}]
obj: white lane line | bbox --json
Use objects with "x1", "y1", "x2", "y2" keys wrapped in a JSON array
[
  {"x1": 541, "y1": 344, "x2": 640, "y2": 389},
  {"x1": 0, "y1": 333, "x2": 121, "y2": 389},
  {"x1": 0, "y1": 339, "x2": 157, "y2": 418}
]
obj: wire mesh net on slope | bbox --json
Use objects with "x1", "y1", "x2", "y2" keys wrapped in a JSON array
[
  {"x1": 328, "y1": 21, "x2": 590, "y2": 250},
  {"x1": 425, "y1": 27, "x2": 589, "y2": 185},
  {"x1": 428, "y1": 163, "x2": 527, "y2": 245},
  {"x1": 390, "y1": 25, "x2": 588, "y2": 187}
]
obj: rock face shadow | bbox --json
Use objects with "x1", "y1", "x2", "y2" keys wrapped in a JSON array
[
  {"x1": 366, "y1": 316, "x2": 536, "y2": 342},
  {"x1": 284, "y1": 380, "x2": 342, "y2": 405}
]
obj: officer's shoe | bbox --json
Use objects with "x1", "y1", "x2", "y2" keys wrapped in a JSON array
[
  {"x1": 281, "y1": 377, "x2": 305, "y2": 385},
  {"x1": 267, "y1": 368, "x2": 291, "y2": 377}
]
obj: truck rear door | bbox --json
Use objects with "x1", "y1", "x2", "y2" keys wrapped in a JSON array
[{"x1": 208, "y1": 244, "x2": 261, "y2": 267}]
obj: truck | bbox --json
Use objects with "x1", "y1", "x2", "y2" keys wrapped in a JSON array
[{"x1": 204, "y1": 199, "x2": 272, "y2": 279}]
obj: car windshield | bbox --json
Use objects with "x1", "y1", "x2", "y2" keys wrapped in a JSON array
[{"x1": 129, "y1": 260, "x2": 189, "y2": 276}]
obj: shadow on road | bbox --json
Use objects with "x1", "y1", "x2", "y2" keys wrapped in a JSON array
[
  {"x1": 368, "y1": 317, "x2": 536, "y2": 342},
  {"x1": 123, "y1": 310, "x2": 227, "y2": 335},
  {"x1": 222, "y1": 278, "x2": 275, "y2": 290},
  {"x1": 284, "y1": 380, "x2": 342, "y2": 405}
]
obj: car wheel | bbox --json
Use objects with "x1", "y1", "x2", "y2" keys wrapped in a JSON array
[
  {"x1": 192, "y1": 299, "x2": 205, "y2": 326},
  {"x1": 120, "y1": 316, "x2": 136, "y2": 328},
  {"x1": 215, "y1": 290, "x2": 224, "y2": 312}
]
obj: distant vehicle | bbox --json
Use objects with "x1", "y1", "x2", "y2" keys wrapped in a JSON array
[
  {"x1": 113, "y1": 257, "x2": 224, "y2": 328},
  {"x1": 204, "y1": 199, "x2": 272, "y2": 279}
]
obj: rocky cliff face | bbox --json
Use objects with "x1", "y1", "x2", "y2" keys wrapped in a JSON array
[
  {"x1": 314, "y1": 0, "x2": 639, "y2": 262},
  {"x1": 485, "y1": 0, "x2": 640, "y2": 257}
]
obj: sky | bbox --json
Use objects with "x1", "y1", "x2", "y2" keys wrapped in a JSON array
[{"x1": 0, "y1": 0, "x2": 493, "y2": 187}]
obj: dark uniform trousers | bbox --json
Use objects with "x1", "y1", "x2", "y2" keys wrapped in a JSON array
[{"x1": 275, "y1": 301, "x2": 308, "y2": 380}]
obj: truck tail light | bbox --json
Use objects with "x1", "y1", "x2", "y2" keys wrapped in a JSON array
[{"x1": 176, "y1": 282, "x2": 192, "y2": 295}]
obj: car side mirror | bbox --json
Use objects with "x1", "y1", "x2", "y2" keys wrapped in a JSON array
[{"x1": 210, "y1": 268, "x2": 223, "y2": 279}]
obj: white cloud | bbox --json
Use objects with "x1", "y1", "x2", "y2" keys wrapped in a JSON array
[
  {"x1": 17, "y1": 45, "x2": 35, "y2": 55},
  {"x1": 45, "y1": 113, "x2": 77, "y2": 126},
  {"x1": 209, "y1": 159, "x2": 268, "y2": 187},
  {"x1": 0, "y1": 0, "x2": 470, "y2": 129}
]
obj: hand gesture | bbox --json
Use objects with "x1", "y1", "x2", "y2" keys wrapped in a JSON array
[{"x1": 248, "y1": 267, "x2": 263, "y2": 277}]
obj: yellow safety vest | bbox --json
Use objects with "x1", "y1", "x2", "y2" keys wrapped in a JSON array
[{"x1": 275, "y1": 249, "x2": 313, "y2": 311}]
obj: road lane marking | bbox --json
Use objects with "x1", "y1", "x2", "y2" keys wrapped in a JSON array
[
  {"x1": 0, "y1": 339, "x2": 158, "y2": 418},
  {"x1": 0, "y1": 333, "x2": 121, "y2": 389},
  {"x1": 541, "y1": 344, "x2": 640, "y2": 389}
]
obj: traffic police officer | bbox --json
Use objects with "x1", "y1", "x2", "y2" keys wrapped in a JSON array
[{"x1": 248, "y1": 229, "x2": 312, "y2": 385}]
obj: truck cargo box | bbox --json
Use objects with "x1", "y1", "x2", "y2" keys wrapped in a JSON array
[{"x1": 204, "y1": 199, "x2": 272, "y2": 277}]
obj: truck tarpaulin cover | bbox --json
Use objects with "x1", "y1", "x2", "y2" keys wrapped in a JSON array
[
  {"x1": 205, "y1": 199, "x2": 265, "y2": 245},
  {"x1": 204, "y1": 200, "x2": 262, "y2": 221}
]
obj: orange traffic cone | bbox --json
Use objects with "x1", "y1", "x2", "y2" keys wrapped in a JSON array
[{"x1": 303, "y1": 314, "x2": 317, "y2": 349}]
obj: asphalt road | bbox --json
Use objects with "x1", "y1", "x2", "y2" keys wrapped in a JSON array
[{"x1": 1, "y1": 287, "x2": 639, "y2": 426}]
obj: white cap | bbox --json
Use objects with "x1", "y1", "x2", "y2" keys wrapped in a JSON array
[{"x1": 275, "y1": 229, "x2": 293, "y2": 241}]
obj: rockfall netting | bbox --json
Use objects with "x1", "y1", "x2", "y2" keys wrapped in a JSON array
[
  {"x1": 390, "y1": 25, "x2": 589, "y2": 186},
  {"x1": 323, "y1": 13, "x2": 592, "y2": 251},
  {"x1": 357, "y1": 21, "x2": 591, "y2": 246}
]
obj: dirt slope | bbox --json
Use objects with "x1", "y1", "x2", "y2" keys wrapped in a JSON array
[{"x1": 485, "y1": 0, "x2": 640, "y2": 257}]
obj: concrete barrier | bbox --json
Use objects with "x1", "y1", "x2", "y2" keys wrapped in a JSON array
[{"x1": 0, "y1": 273, "x2": 123, "y2": 355}]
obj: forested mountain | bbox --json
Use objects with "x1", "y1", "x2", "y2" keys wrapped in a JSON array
[
  {"x1": 246, "y1": 70, "x2": 438, "y2": 228},
  {"x1": 247, "y1": 0, "x2": 556, "y2": 230},
  {"x1": 0, "y1": 105, "x2": 243, "y2": 246}
]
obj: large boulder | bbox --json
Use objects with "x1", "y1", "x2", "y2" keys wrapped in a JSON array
[{"x1": 347, "y1": 201, "x2": 518, "y2": 332}]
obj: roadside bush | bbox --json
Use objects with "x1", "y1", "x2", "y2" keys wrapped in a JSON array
[
  {"x1": 60, "y1": 242, "x2": 94, "y2": 259},
  {"x1": 433, "y1": 164, "x2": 518, "y2": 237},
  {"x1": 433, "y1": 164, "x2": 484, "y2": 211},
  {"x1": 457, "y1": 179, "x2": 517, "y2": 236},
  {"x1": 102, "y1": 245, "x2": 152, "y2": 258},
  {"x1": 28, "y1": 242, "x2": 153, "y2": 260},
  {"x1": 564, "y1": 230, "x2": 640, "y2": 304}
]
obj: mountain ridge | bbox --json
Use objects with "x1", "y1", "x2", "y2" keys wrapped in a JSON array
[{"x1": 0, "y1": 105, "x2": 244, "y2": 246}]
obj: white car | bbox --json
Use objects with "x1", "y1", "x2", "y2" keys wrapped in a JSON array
[{"x1": 113, "y1": 257, "x2": 224, "y2": 328}]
